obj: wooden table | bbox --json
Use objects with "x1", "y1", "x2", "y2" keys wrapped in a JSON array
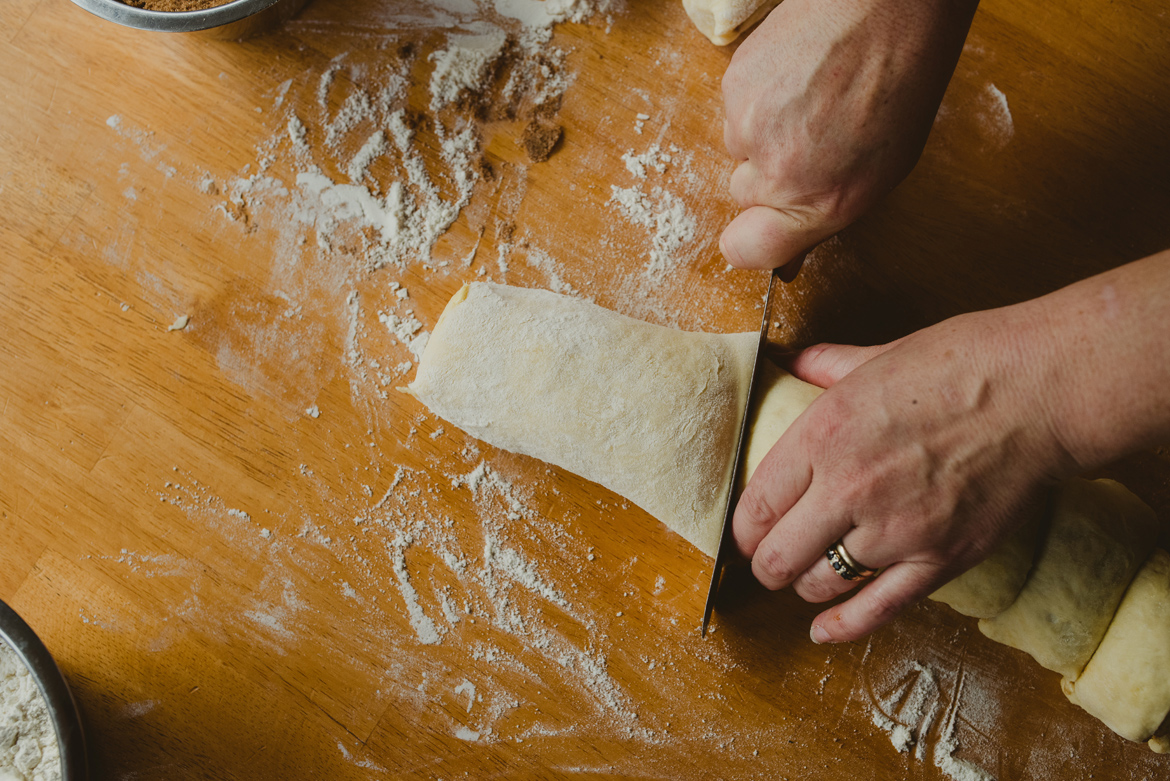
[{"x1": 2, "y1": 0, "x2": 1168, "y2": 778}]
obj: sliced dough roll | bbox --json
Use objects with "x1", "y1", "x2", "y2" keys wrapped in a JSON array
[
  {"x1": 1062, "y1": 548, "x2": 1170, "y2": 746},
  {"x1": 928, "y1": 511, "x2": 1044, "y2": 619},
  {"x1": 978, "y1": 478, "x2": 1158, "y2": 679},
  {"x1": 682, "y1": 0, "x2": 780, "y2": 45},
  {"x1": 408, "y1": 283, "x2": 759, "y2": 557}
]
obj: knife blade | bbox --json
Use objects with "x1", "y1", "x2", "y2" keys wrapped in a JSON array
[{"x1": 701, "y1": 268, "x2": 779, "y2": 637}]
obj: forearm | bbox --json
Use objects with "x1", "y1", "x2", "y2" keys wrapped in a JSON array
[{"x1": 1033, "y1": 250, "x2": 1170, "y2": 470}]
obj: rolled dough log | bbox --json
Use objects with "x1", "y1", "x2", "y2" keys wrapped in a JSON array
[
  {"x1": 978, "y1": 478, "x2": 1158, "y2": 680},
  {"x1": 1062, "y1": 548, "x2": 1170, "y2": 746},
  {"x1": 740, "y1": 358, "x2": 823, "y2": 490},
  {"x1": 408, "y1": 282, "x2": 762, "y2": 557},
  {"x1": 928, "y1": 511, "x2": 1044, "y2": 619},
  {"x1": 682, "y1": 0, "x2": 780, "y2": 45}
]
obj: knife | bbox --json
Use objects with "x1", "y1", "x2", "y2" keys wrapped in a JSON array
[{"x1": 701, "y1": 268, "x2": 779, "y2": 637}]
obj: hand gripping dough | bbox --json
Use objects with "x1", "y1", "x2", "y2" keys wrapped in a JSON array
[
  {"x1": 682, "y1": 0, "x2": 780, "y2": 45},
  {"x1": 409, "y1": 283, "x2": 765, "y2": 557},
  {"x1": 1062, "y1": 548, "x2": 1170, "y2": 748},
  {"x1": 978, "y1": 478, "x2": 1158, "y2": 680}
]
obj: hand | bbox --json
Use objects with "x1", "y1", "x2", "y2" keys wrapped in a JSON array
[
  {"x1": 733, "y1": 303, "x2": 1075, "y2": 643},
  {"x1": 720, "y1": 0, "x2": 978, "y2": 278}
]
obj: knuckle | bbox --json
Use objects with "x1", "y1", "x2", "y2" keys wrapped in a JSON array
[
  {"x1": 728, "y1": 172, "x2": 753, "y2": 209},
  {"x1": 735, "y1": 486, "x2": 778, "y2": 532},
  {"x1": 732, "y1": 488, "x2": 777, "y2": 556},
  {"x1": 795, "y1": 573, "x2": 837, "y2": 604},
  {"x1": 753, "y1": 543, "x2": 795, "y2": 588}
]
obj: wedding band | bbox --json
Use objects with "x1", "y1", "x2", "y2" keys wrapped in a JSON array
[{"x1": 826, "y1": 541, "x2": 878, "y2": 582}]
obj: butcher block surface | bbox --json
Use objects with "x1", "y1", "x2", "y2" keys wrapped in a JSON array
[{"x1": 1, "y1": 0, "x2": 1169, "y2": 778}]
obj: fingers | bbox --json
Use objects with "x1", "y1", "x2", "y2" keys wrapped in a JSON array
[
  {"x1": 788, "y1": 342, "x2": 900, "y2": 387},
  {"x1": 792, "y1": 554, "x2": 859, "y2": 604},
  {"x1": 728, "y1": 159, "x2": 760, "y2": 208},
  {"x1": 723, "y1": 160, "x2": 845, "y2": 272},
  {"x1": 809, "y1": 560, "x2": 942, "y2": 644},
  {"x1": 719, "y1": 206, "x2": 826, "y2": 271},
  {"x1": 749, "y1": 489, "x2": 853, "y2": 591},
  {"x1": 732, "y1": 435, "x2": 814, "y2": 558}
]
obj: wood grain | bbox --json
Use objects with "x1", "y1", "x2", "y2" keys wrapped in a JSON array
[{"x1": 1, "y1": 0, "x2": 1168, "y2": 778}]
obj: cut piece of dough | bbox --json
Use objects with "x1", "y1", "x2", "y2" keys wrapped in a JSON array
[
  {"x1": 978, "y1": 478, "x2": 1158, "y2": 680},
  {"x1": 408, "y1": 283, "x2": 758, "y2": 557},
  {"x1": 1062, "y1": 548, "x2": 1170, "y2": 745},
  {"x1": 682, "y1": 0, "x2": 780, "y2": 45},
  {"x1": 408, "y1": 283, "x2": 823, "y2": 558},
  {"x1": 928, "y1": 511, "x2": 1044, "y2": 619}
]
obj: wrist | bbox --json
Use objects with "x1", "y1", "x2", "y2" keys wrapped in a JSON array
[
  {"x1": 1025, "y1": 252, "x2": 1170, "y2": 472},
  {"x1": 963, "y1": 302, "x2": 1086, "y2": 483}
]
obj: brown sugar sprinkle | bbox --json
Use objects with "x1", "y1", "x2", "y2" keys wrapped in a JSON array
[
  {"x1": 521, "y1": 120, "x2": 563, "y2": 163},
  {"x1": 120, "y1": 0, "x2": 234, "y2": 10},
  {"x1": 477, "y1": 157, "x2": 497, "y2": 183}
]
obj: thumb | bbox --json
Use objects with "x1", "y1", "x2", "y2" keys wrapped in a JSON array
[
  {"x1": 719, "y1": 204, "x2": 835, "y2": 272},
  {"x1": 789, "y1": 341, "x2": 901, "y2": 388}
]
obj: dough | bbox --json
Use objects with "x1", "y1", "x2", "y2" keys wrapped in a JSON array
[
  {"x1": 928, "y1": 511, "x2": 1044, "y2": 619},
  {"x1": 740, "y1": 358, "x2": 823, "y2": 490},
  {"x1": 408, "y1": 283, "x2": 759, "y2": 557},
  {"x1": 978, "y1": 478, "x2": 1158, "y2": 680},
  {"x1": 408, "y1": 283, "x2": 825, "y2": 556},
  {"x1": 682, "y1": 0, "x2": 780, "y2": 45},
  {"x1": 1061, "y1": 548, "x2": 1170, "y2": 745}
]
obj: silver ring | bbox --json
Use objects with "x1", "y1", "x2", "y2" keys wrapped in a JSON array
[{"x1": 826, "y1": 541, "x2": 878, "y2": 582}]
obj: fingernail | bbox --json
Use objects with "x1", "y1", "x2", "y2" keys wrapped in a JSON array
[{"x1": 810, "y1": 624, "x2": 830, "y2": 645}]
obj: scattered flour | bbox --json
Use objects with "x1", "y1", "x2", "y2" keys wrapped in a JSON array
[
  {"x1": 378, "y1": 310, "x2": 430, "y2": 357},
  {"x1": 609, "y1": 185, "x2": 696, "y2": 279},
  {"x1": 454, "y1": 726, "x2": 481, "y2": 741},
  {"x1": 121, "y1": 700, "x2": 158, "y2": 719},
  {"x1": 429, "y1": 29, "x2": 510, "y2": 113},
  {"x1": 390, "y1": 534, "x2": 443, "y2": 645},
  {"x1": 521, "y1": 246, "x2": 585, "y2": 298},
  {"x1": 347, "y1": 130, "x2": 388, "y2": 183},
  {"x1": 866, "y1": 659, "x2": 996, "y2": 781},
  {"x1": 975, "y1": 83, "x2": 1014, "y2": 148},
  {"x1": 0, "y1": 640, "x2": 62, "y2": 781},
  {"x1": 454, "y1": 679, "x2": 476, "y2": 712},
  {"x1": 621, "y1": 144, "x2": 670, "y2": 179}
]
